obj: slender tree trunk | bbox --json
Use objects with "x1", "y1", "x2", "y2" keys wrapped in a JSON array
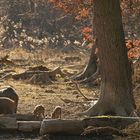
[
  {"x1": 79, "y1": 0, "x2": 136, "y2": 116},
  {"x1": 74, "y1": 45, "x2": 98, "y2": 80}
]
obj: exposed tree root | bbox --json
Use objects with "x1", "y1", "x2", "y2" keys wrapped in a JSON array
[
  {"x1": 79, "y1": 67, "x2": 100, "y2": 84},
  {"x1": 73, "y1": 69, "x2": 89, "y2": 81},
  {"x1": 77, "y1": 102, "x2": 99, "y2": 117},
  {"x1": 73, "y1": 63, "x2": 100, "y2": 85},
  {"x1": 73, "y1": 64, "x2": 97, "y2": 81},
  {"x1": 73, "y1": 45, "x2": 98, "y2": 81},
  {"x1": 77, "y1": 100, "x2": 137, "y2": 117}
]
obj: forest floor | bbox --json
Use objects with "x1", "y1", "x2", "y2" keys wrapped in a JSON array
[{"x1": 0, "y1": 47, "x2": 139, "y2": 140}]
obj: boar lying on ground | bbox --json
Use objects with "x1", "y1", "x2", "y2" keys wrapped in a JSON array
[
  {"x1": 0, "y1": 97, "x2": 16, "y2": 114},
  {"x1": 0, "y1": 86, "x2": 19, "y2": 112},
  {"x1": 33, "y1": 104, "x2": 45, "y2": 118}
]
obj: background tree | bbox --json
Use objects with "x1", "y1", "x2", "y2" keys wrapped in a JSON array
[
  {"x1": 80, "y1": 0, "x2": 136, "y2": 116},
  {"x1": 49, "y1": 0, "x2": 140, "y2": 82},
  {"x1": 49, "y1": 0, "x2": 139, "y2": 116},
  {"x1": 0, "y1": 0, "x2": 90, "y2": 51}
]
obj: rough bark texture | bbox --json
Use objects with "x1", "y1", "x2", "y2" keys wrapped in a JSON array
[
  {"x1": 40, "y1": 117, "x2": 140, "y2": 135},
  {"x1": 0, "y1": 116, "x2": 18, "y2": 130},
  {"x1": 18, "y1": 121, "x2": 41, "y2": 132},
  {"x1": 80, "y1": 0, "x2": 136, "y2": 116},
  {"x1": 74, "y1": 46, "x2": 98, "y2": 81}
]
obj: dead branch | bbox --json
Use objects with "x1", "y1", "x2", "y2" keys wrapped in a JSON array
[
  {"x1": 0, "y1": 55, "x2": 15, "y2": 66},
  {"x1": 71, "y1": 80, "x2": 94, "y2": 101}
]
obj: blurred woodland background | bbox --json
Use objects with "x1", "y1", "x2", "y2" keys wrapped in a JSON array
[{"x1": 0, "y1": 0, "x2": 139, "y2": 55}]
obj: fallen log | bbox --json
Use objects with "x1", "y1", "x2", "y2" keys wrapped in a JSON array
[
  {"x1": 18, "y1": 121, "x2": 41, "y2": 132},
  {"x1": 40, "y1": 116, "x2": 140, "y2": 135},
  {"x1": 0, "y1": 115, "x2": 41, "y2": 132},
  {"x1": 40, "y1": 119, "x2": 84, "y2": 135},
  {"x1": 12, "y1": 71, "x2": 51, "y2": 80},
  {"x1": 83, "y1": 116, "x2": 140, "y2": 129},
  {"x1": 12, "y1": 67, "x2": 65, "y2": 84},
  {"x1": 0, "y1": 116, "x2": 18, "y2": 130},
  {"x1": 0, "y1": 113, "x2": 43, "y2": 121},
  {"x1": 12, "y1": 67, "x2": 65, "y2": 80}
]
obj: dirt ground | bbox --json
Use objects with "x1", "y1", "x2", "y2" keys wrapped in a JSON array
[
  {"x1": 0, "y1": 47, "x2": 139, "y2": 140},
  {"x1": 0, "y1": 48, "x2": 97, "y2": 117}
]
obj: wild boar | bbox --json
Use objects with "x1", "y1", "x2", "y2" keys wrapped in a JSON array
[
  {"x1": 51, "y1": 106, "x2": 62, "y2": 119},
  {"x1": 33, "y1": 104, "x2": 45, "y2": 118},
  {"x1": 0, "y1": 87, "x2": 19, "y2": 112},
  {"x1": 0, "y1": 97, "x2": 16, "y2": 114}
]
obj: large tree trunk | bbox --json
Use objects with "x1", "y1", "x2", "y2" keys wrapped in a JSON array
[{"x1": 79, "y1": 0, "x2": 136, "y2": 116}]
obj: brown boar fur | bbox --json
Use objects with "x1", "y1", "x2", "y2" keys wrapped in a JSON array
[
  {"x1": 0, "y1": 87, "x2": 19, "y2": 112},
  {"x1": 51, "y1": 106, "x2": 62, "y2": 119},
  {"x1": 33, "y1": 104, "x2": 45, "y2": 118},
  {"x1": 0, "y1": 97, "x2": 16, "y2": 114}
]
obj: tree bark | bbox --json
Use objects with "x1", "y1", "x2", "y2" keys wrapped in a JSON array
[
  {"x1": 18, "y1": 121, "x2": 41, "y2": 132},
  {"x1": 0, "y1": 116, "x2": 18, "y2": 130},
  {"x1": 79, "y1": 0, "x2": 136, "y2": 116},
  {"x1": 40, "y1": 117, "x2": 140, "y2": 135},
  {"x1": 74, "y1": 45, "x2": 98, "y2": 81},
  {"x1": 40, "y1": 119, "x2": 84, "y2": 135}
]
